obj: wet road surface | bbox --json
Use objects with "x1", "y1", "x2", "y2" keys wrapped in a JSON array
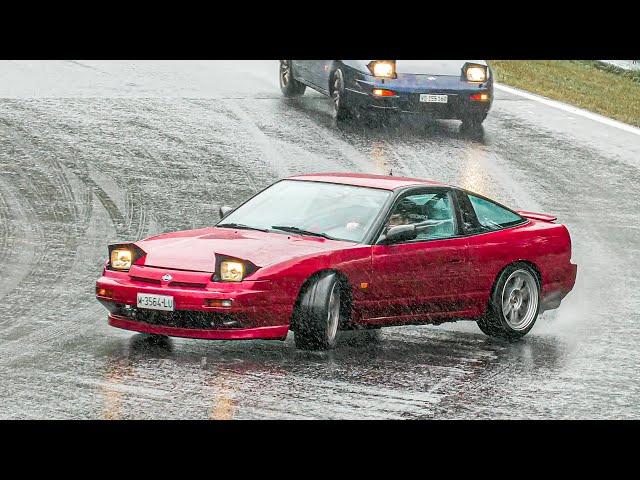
[{"x1": 0, "y1": 61, "x2": 638, "y2": 418}]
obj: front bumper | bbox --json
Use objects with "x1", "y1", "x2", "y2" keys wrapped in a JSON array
[
  {"x1": 108, "y1": 314, "x2": 289, "y2": 340},
  {"x1": 96, "y1": 266, "x2": 293, "y2": 340},
  {"x1": 346, "y1": 88, "x2": 492, "y2": 118},
  {"x1": 343, "y1": 71, "x2": 493, "y2": 119}
]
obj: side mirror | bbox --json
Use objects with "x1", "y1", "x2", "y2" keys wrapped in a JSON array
[
  {"x1": 383, "y1": 224, "x2": 417, "y2": 244},
  {"x1": 219, "y1": 205, "x2": 234, "y2": 219}
]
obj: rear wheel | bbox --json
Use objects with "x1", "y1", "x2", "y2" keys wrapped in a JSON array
[
  {"x1": 279, "y1": 60, "x2": 306, "y2": 97},
  {"x1": 477, "y1": 263, "x2": 541, "y2": 340},
  {"x1": 293, "y1": 272, "x2": 343, "y2": 350},
  {"x1": 460, "y1": 111, "x2": 487, "y2": 129}
]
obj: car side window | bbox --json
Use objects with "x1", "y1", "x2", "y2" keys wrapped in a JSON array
[
  {"x1": 384, "y1": 192, "x2": 456, "y2": 241},
  {"x1": 467, "y1": 194, "x2": 523, "y2": 231}
]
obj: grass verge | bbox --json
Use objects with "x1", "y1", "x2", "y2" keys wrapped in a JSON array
[{"x1": 488, "y1": 60, "x2": 640, "y2": 128}]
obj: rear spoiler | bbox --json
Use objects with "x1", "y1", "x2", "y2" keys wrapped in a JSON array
[{"x1": 516, "y1": 210, "x2": 558, "y2": 222}]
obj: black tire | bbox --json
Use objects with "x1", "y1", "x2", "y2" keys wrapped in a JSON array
[
  {"x1": 145, "y1": 333, "x2": 170, "y2": 344},
  {"x1": 477, "y1": 262, "x2": 541, "y2": 341},
  {"x1": 279, "y1": 60, "x2": 306, "y2": 97},
  {"x1": 130, "y1": 333, "x2": 171, "y2": 352},
  {"x1": 293, "y1": 272, "x2": 343, "y2": 351},
  {"x1": 330, "y1": 68, "x2": 353, "y2": 121},
  {"x1": 460, "y1": 111, "x2": 487, "y2": 129}
]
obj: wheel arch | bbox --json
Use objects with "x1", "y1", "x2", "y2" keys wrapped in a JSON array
[
  {"x1": 485, "y1": 259, "x2": 543, "y2": 314},
  {"x1": 289, "y1": 268, "x2": 354, "y2": 331},
  {"x1": 329, "y1": 61, "x2": 355, "y2": 93}
]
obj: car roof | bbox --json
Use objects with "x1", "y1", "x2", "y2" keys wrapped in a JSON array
[{"x1": 286, "y1": 172, "x2": 448, "y2": 191}]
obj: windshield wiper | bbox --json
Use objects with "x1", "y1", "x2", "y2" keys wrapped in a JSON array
[
  {"x1": 271, "y1": 225, "x2": 336, "y2": 240},
  {"x1": 217, "y1": 223, "x2": 269, "y2": 232}
]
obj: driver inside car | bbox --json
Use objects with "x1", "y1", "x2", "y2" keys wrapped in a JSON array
[
  {"x1": 386, "y1": 198, "x2": 421, "y2": 230},
  {"x1": 387, "y1": 212, "x2": 410, "y2": 228}
]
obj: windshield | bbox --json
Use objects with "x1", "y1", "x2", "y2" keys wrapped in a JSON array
[{"x1": 218, "y1": 180, "x2": 391, "y2": 242}]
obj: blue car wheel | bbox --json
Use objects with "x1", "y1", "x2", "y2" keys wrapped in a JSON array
[
  {"x1": 461, "y1": 110, "x2": 487, "y2": 128},
  {"x1": 280, "y1": 60, "x2": 306, "y2": 97},
  {"x1": 330, "y1": 68, "x2": 354, "y2": 121}
]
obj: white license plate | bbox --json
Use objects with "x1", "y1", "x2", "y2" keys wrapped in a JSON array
[
  {"x1": 137, "y1": 293, "x2": 174, "y2": 311},
  {"x1": 420, "y1": 94, "x2": 448, "y2": 103}
]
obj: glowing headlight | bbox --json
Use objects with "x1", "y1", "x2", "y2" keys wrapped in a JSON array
[
  {"x1": 110, "y1": 248, "x2": 132, "y2": 270},
  {"x1": 369, "y1": 60, "x2": 396, "y2": 78},
  {"x1": 220, "y1": 260, "x2": 245, "y2": 282},
  {"x1": 466, "y1": 66, "x2": 487, "y2": 82}
]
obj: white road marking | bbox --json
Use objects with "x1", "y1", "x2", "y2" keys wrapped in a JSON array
[{"x1": 495, "y1": 83, "x2": 640, "y2": 137}]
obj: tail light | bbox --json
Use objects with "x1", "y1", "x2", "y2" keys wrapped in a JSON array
[{"x1": 470, "y1": 93, "x2": 490, "y2": 102}]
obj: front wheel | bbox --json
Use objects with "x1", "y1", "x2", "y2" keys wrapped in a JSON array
[
  {"x1": 145, "y1": 333, "x2": 170, "y2": 344},
  {"x1": 330, "y1": 68, "x2": 353, "y2": 121},
  {"x1": 279, "y1": 60, "x2": 306, "y2": 97},
  {"x1": 477, "y1": 263, "x2": 541, "y2": 340},
  {"x1": 293, "y1": 272, "x2": 343, "y2": 350}
]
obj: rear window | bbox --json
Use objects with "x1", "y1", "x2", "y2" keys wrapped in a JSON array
[{"x1": 467, "y1": 194, "x2": 523, "y2": 231}]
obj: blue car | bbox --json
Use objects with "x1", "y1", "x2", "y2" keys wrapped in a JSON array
[{"x1": 279, "y1": 60, "x2": 493, "y2": 127}]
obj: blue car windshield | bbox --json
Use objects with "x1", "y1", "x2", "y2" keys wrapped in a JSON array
[{"x1": 217, "y1": 180, "x2": 391, "y2": 242}]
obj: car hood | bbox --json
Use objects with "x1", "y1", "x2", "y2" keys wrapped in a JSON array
[
  {"x1": 395, "y1": 60, "x2": 486, "y2": 76},
  {"x1": 136, "y1": 227, "x2": 356, "y2": 273}
]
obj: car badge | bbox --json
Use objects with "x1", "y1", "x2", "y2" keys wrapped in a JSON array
[
  {"x1": 428, "y1": 76, "x2": 436, "y2": 81},
  {"x1": 162, "y1": 274, "x2": 172, "y2": 282}
]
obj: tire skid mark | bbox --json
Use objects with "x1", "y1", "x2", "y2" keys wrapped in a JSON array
[
  {"x1": 72, "y1": 169, "x2": 128, "y2": 237},
  {"x1": 0, "y1": 177, "x2": 45, "y2": 306},
  {"x1": 6, "y1": 99, "x2": 147, "y2": 240},
  {"x1": 218, "y1": 99, "x2": 291, "y2": 179},
  {"x1": 31, "y1": 99, "x2": 151, "y2": 241},
  {"x1": 0, "y1": 100, "x2": 133, "y2": 341},
  {"x1": 0, "y1": 127, "x2": 81, "y2": 325},
  {"x1": 235, "y1": 98, "x2": 379, "y2": 175},
  {"x1": 1, "y1": 101, "x2": 81, "y2": 219},
  {"x1": 97, "y1": 99, "x2": 225, "y2": 232},
  {"x1": 0, "y1": 199, "x2": 151, "y2": 349},
  {"x1": 0, "y1": 98, "x2": 185, "y2": 361},
  {"x1": 184, "y1": 99, "x2": 267, "y2": 194},
  {"x1": 0, "y1": 186, "x2": 14, "y2": 268},
  {"x1": 0, "y1": 190, "x2": 115, "y2": 362}
]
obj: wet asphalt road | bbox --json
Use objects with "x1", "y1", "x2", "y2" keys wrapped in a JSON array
[{"x1": 0, "y1": 61, "x2": 638, "y2": 419}]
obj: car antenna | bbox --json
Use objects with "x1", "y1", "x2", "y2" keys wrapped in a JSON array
[{"x1": 389, "y1": 168, "x2": 393, "y2": 176}]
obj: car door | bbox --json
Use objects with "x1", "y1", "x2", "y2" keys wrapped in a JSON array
[
  {"x1": 309, "y1": 61, "x2": 333, "y2": 92},
  {"x1": 294, "y1": 61, "x2": 332, "y2": 93},
  {"x1": 365, "y1": 188, "x2": 473, "y2": 323},
  {"x1": 291, "y1": 61, "x2": 313, "y2": 85}
]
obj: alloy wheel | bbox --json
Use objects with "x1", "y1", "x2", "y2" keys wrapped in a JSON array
[{"x1": 501, "y1": 269, "x2": 539, "y2": 331}]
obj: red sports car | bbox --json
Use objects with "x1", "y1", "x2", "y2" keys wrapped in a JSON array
[{"x1": 96, "y1": 173, "x2": 577, "y2": 350}]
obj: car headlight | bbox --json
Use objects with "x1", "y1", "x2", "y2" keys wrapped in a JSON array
[
  {"x1": 110, "y1": 248, "x2": 132, "y2": 270},
  {"x1": 220, "y1": 260, "x2": 245, "y2": 282},
  {"x1": 368, "y1": 60, "x2": 396, "y2": 78},
  {"x1": 466, "y1": 65, "x2": 487, "y2": 82}
]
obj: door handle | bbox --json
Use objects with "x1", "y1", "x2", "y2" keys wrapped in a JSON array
[{"x1": 446, "y1": 258, "x2": 463, "y2": 264}]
